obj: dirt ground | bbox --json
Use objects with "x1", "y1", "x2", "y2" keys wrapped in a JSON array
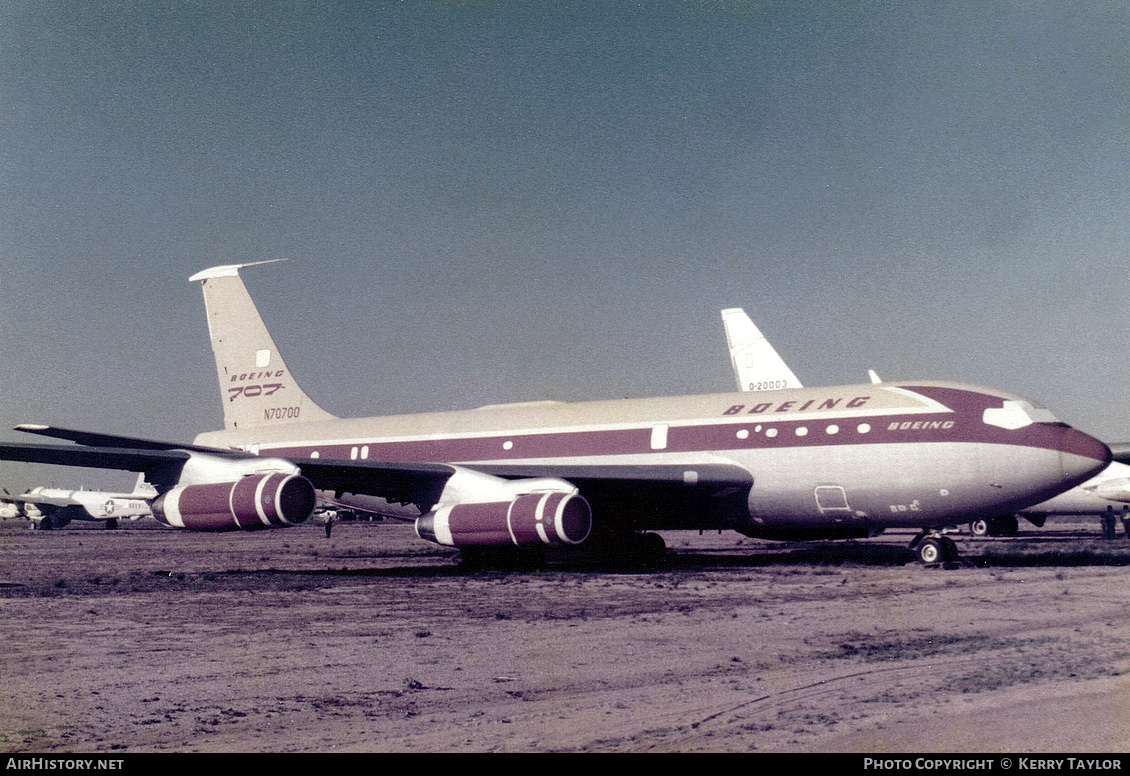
[{"x1": 1, "y1": 517, "x2": 1128, "y2": 753}]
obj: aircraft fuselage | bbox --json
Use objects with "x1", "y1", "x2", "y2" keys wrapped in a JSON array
[{"x1": 194, "y1": 380, "x2": 1109, "y2": 539}]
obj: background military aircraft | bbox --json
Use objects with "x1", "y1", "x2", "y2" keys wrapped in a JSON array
[{"x1": 0, "y1": 475, "x2": 155, "y2": 529}]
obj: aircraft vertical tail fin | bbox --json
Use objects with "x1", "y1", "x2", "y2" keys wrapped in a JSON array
[
  {"x1": 721, "y1": 308, "x2": 803, "y2": 391},
  {"x1": 132, "y1": 473, "x2": 158, "y2": 498},
  {"x1": 189, "y1": 261, "x2": 337, "y2": 431}
]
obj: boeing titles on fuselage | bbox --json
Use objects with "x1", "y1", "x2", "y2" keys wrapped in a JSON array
[
  {"x1": 720, "y1": 306, "x2": 1126, "y2": 541},
  {"x1": 723, "y1": 396, "x2": 871, "y2": 414}
]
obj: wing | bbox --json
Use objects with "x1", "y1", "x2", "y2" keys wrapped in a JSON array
[
  {"x1": 14, "y1": 423, "x2": 231, "y2": 454},
  {"x1": 289, "y1": 457, "x2": 455, "y2": 506},
  {"x1": 9, "y1": 491, "x2": 83, "y2": 508},
  {"x1": 0, "y1": 441, "x2": 195, "y2": 474},
  {"x1": 470, "y1": 461, "x2": 754, "y2": 531},
  {"x1": 1, "y1": 428, "x2": 753, "y2": 531},
  {"x1": 0, "y1": 440, "x2": 456, "y2": 507}
]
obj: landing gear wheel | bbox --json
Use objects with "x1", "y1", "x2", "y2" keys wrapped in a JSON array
[
  {"x1": 917, "y1": 537, "x2": 944, "y2": 564},
  {"x1": 971, "y1": 515, "x2": 1018, "y2": 537},
  {"x1": 915, "y1": 536, "x2": 958, "y2": 565}
]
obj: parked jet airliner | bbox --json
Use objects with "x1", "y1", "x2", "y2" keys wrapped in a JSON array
[{"x1": 0, "y1": 262, "x2": 1110, "y2": 565}]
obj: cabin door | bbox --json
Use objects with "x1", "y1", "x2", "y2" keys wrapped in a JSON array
[{"x1": 814, "y1": 485, "x2": 853, "y2": 520}]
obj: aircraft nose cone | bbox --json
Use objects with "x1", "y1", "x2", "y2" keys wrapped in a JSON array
[{"x1": 1058, "y1": 427, "x2": 1111, "y2": 487}]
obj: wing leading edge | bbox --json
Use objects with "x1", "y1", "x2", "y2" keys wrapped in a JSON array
[
  {"x1": 0, "y1": 437, "x2": 456, "y2": 507},
  {"x1": 0, "y1": 431, "x2": 751, "y2": 530}
]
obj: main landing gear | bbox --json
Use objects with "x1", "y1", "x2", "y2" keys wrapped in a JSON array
[
  {"x1": 969, "y1": 514, "x2": 1019, "y2": 537},
  {"x1": 909, "y1": 530, "x2": 960, "y2": 566}
]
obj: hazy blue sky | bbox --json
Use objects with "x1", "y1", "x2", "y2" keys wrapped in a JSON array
[{"x1": 2, "y1": 2, "x2": 1128, "y2": 490}]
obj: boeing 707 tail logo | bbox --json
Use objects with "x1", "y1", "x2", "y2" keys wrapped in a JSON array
[{"x1": 228, "y1": 383, "x2": 285, "y2": 402}]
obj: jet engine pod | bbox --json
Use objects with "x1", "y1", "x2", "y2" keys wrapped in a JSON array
[
  {"x1": 416, "y1": 492, "x2": 592, "y2": 548},
  {"x1": 152, "y1": 473, "x2": 315, "y2": 531}
]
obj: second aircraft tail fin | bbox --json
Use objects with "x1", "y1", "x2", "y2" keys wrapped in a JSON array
[
  {"x1": 721, "y1": 308, "x2": 803, "y2": 391},
  {"x1": 190, "y1": 261, "x2": 337, "y2": 431}
]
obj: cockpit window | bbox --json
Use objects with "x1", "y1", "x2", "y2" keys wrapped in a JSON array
[{"x1": 982, "y1": 400, "x2": 1059, "y2": 430}]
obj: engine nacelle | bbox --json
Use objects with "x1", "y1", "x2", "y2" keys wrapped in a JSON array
[
  {"x1": 416, "y1": 492, "x2": 592, "y2": 548},
  {"x1": 152, "y1": 473, "x2": 315, "y2": 531}
]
